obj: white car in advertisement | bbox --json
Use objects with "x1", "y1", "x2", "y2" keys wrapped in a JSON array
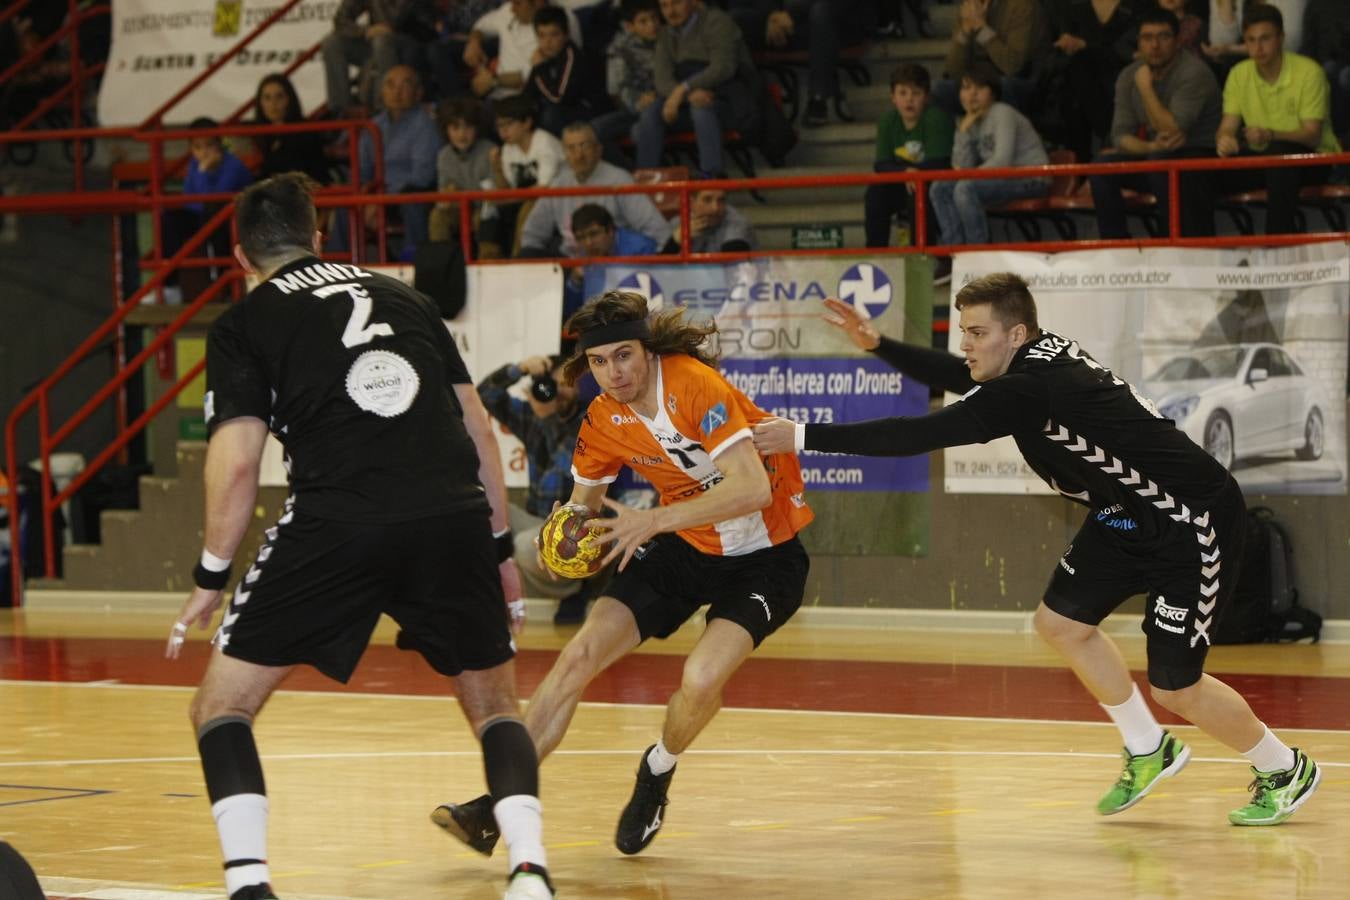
[{"x1": 1142, "y1": 343, "x2": 1327, "y2": 471}]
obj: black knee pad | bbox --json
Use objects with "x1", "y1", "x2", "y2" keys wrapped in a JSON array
[
  {"x1": 1148, "y1": 659, "x2": 1203, "y2": 692},
  {"x1": 198, "y1": 716, "x2": 266, "y2": 804},
  {"x1": 481, "y1": 718, "x2": 538, "y2": 800}
]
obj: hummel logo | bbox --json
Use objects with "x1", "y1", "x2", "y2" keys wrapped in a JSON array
[
  {"x1": 751, "y1": 592, "x2": 770, "y2": 621},
  {"x1": 641, "y1": 807, "x2": 663, "y2": 842}
]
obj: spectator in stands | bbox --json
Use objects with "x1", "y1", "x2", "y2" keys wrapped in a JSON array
[
  {"x1": 565, "y1": 203, "x2": 659, "y2": 314},
  {"x1": 429, "y1": 96, "x2": 495, "y2": 243},
  {"x1": 1042, "y1": 0, "x2": 1141, "y2": 167},
  {"x1": 1157, "y1": 0, "x2": 1204, "y2": 53},
  {"x1": 1202, "y1": 0, "x2": 1247, "y2": 77},
  {"x1": 526, "y1": 5, "x2": 610, "y2": 135},
  {"x1": 594, "y1": 0, "x2": 663, "y2": 154},
  {"x1": 1303, "y1": 0, "x2": 1350, "y2": 141},
  {"x1": 430, "y1": 0, "x2": 501, "y2": 99},
  {"x1": 929, "y1": 63, "x2": 1049, "y2": 264},
  {"x1": 480, "y1": 94, "x2": 565, "y2": 256},
  {"x1": 933, "y1": 0, "x2": 1044, "y2": 117},
  {"x1": 321, "y1": 0, "x2": 437, "y2": 118},
  {"x1": 357, "y1": 64, "x2": 441, "y2": 257},
  {"x1": 476, "y1": 351, "x2": 601, "y2": 625},
  {"x1": 464, "y1": 0, "x2": 582, "y2": 102},
  {"x1": 1212, "y1": 4, "x2": 1339, "y2": 234},
  {"x1": 253, "y1": 73, "x2": 331, "y2": 185},
  {"x1": 519, "y1": 121, "x2": 673, "y2": 255},
  {"x1": 864, "y1": 63, "x2": 954, "y2": 248},
  {"x1": 726, "y1": 0, "x2": 870, "y2": 127},
  {"x1": 1088, "y1": 6, "x2": 1221, "y2": 238},
  {"x1": 877, "y1": 0, "x2": 938, "y2": 40},
  {"x1": 161, "y1": 119, "x2": 255, "y2": 303},
  {"x1": 636, "y1": 0, "x2": 759, "y2": 178},
  {"x1": 674, "y1": 187, "x2": 757, "y2": 252}
]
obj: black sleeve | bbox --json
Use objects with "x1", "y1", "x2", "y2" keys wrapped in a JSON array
[
  {"x1": 804, "y1": 403, "x2": 992, "y2": 456},
  {"x1": 204, "y1": 308, "x2": 271, "y2": 435},
  {"x1": 870, "y1": 335, "x2": 977, "y2": 395}
]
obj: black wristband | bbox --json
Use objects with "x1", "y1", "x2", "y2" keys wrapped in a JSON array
[
  {"x1": 193, "y1": 561, "x2": 232, "y2": 591},
  {"x1": 495, "y1": 530, "x2": 515, "y2": 563}
]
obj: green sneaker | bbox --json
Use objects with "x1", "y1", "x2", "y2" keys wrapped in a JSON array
[
  {"x1": 1097, "y1": 730, "x2": 1191, "y2": 815},
  {"x1": 1229, "y1": 748, "x2": 1321, "y2": 826}
]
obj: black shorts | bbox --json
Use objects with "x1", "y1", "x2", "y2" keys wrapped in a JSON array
[
  {"x1": 602, "y1": 533, "x2": 809, "y2": 647},
  {"x1": 1043, "y1": 480, "x2": 1247, "y2": 689},
  {"x1": 217, "y1": 503, "x2": 514, "y2": 682}
]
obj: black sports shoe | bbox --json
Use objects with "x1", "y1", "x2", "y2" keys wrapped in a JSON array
[
  {"x1": 430, "y1": 794, "x2": 500, "y2": 856},
  {"x1": 229, "y1": 885, "x2": 278, "y2": 900},
  {"x1": 615, "y1": 745, "x2": 674, "y2": 855},
  {"x1": 505, "y1": 861, "x2": 556, "y2": 899}
]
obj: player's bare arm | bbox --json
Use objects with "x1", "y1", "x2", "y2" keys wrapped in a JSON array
[
  {"x1": 167, "y1": 416, "x2": 268, "y2": 658},
  {"x1": 596, "y1": 437, "x2": 771, "y2": 570},
  {"x1": 455, "y1": 382, "x2": 526, "y2": 631}
]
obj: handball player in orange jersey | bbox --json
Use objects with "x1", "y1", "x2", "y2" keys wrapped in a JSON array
[{"x1": 433, "y1": 288, "x2": 814, "y2": 856}]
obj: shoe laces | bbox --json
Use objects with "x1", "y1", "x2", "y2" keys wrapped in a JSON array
[
  {"x1": 1245, "y1": 771, "x2": 1280, "y2": 808},
  {"x1": 1112, "y1": 750, "x2": 1138, "y2": 790}
]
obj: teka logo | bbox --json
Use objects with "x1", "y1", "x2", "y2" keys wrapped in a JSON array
[
  {"x1": 838, "y1": 263, "x2": 893, "y2": 320},
  {"x1": 1154, "y1": 595, "x2": 1188, "y2": 622},
  {"x1": 617, "y1": 271, "x2": 664, "y2": 308}
]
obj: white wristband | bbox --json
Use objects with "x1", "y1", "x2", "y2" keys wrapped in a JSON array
[
  {"x1": 492, "y1": 526, "x2": 511, "y2": 539},
  {"x1": 199, "y1": 549, "x2": 232, "y2": 572},
  {"x1": 794, "y1": 421, "x2": 807, "y2": 453}
]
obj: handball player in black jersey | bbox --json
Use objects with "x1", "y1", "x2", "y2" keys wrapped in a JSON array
[
  {"x1": 163, "y1": 174, "x2": 555, "y2": 900},
  {"x1": 753, "y1": 273, "x2": 1319, "y2": 827}
]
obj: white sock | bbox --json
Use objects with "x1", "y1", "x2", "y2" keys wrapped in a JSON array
[
  {"x1": 646, "y1": 739, "x2": 679, "y2": 776},
  {"x1": 212, "y1": 793, "x2": 269, "y2": 896},
  {"x1": 1101, "y1": 685, "x2": 1165, "y2": 756},
  {"x1": 1243, "y1": 725, "x2": 1296, "y2": 773},
  {"x1": 494, "y1": 794, "x2": 547, "y2": 872}
]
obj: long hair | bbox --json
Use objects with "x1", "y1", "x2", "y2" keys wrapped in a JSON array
[
  {"x1": 561, "y1": 290, "x2": 718, "y2": 385},
  {"x1": 253, "y1": 73, "x2": 304, "y2": 124}
]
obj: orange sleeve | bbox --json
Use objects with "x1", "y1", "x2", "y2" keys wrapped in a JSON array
[
  {"x1": 570, "y1": 407, "x2": 622, "y2": 486},
  {"x1": 683, "y1": 362, "x2": 753, "y2": 460}
]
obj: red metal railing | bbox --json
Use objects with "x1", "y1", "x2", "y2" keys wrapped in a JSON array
[
  {"x1": 0, "y1": 0, "x2": 110, "y2": 193},
  {"x1": 5, "y1": 151, "x2": 1349, "y2": 602}
]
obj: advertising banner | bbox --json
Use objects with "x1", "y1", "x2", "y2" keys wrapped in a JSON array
[
  {"x1": 98, "y1": 0, "x2": 333, "y2": 126},
  {"x1": 946, "y1": 245, "x2": 1349, "y2": 496}
]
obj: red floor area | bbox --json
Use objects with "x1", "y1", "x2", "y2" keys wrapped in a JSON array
[{"x1": 3, "y1": 635, "x2": 1348, "y2": 730}]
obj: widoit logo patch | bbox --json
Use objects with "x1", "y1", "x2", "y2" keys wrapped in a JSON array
[{"x1": 837, "y1": 263, "x2": 893, "y2": 320}]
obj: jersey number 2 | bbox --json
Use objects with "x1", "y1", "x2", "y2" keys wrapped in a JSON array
[{"x1": 315, "y1": 283, "x2": 394, "y2": 348}]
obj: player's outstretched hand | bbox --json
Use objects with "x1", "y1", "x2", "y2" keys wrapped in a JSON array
[
  {"x1": 165, "y1": 585, "x2": 225, "y2": 659},
  {"x1": 595, "y1": 496, "x2": 659, "y2": 572},
  {"x1": 752, "y1": 417, "x2": 797, "y2": 456},
  {"x1": 499, "y1": 559, "x2": 525, "y2": 633},
  {"x1": 822, "y1": 297, "x2": 881, "y2": 351}
]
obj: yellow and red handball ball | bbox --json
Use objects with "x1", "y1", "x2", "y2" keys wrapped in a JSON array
[{"x1": 538, "y1": 504, "x2": 605, "y2": 579}]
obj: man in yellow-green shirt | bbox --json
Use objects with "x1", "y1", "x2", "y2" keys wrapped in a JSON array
[{"x1": 1212, "y1": 4, "x2": 1340, "y2": 234}]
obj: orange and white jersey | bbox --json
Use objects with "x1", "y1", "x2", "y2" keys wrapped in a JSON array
[{"x1": 572, "y1": 353, "x2": 813, "y2": 556}]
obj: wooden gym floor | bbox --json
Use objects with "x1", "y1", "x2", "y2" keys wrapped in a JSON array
[{"x1": 3, "y1": 605, "x2": 1348, "y2": 900}]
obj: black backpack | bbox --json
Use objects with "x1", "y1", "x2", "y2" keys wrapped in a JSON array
[{"x1": 1214, "y1": 507, "x2": 1322, "y2": 644}]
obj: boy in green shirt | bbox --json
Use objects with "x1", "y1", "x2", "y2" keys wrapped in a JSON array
[
  {"x1": 864, "y1": 64, "x2": 955, "y2": 248},
  {"x1": 1212, "y1": 5, "x2": 1340, "y2": 234}
]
